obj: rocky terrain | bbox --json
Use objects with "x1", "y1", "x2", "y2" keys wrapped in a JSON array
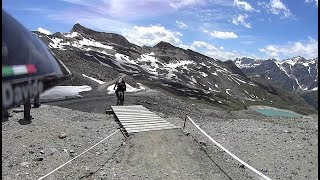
[{"x1": 2, "y1": 84, "x2": 318, "y2": 180}]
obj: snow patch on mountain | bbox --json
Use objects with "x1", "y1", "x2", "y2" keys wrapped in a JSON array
[
  {"x1": 40, "y1": 86, "x2": 92, "y2": 101},
  {"x1": 107, "y1": 83, "x2": 146, "y2": 94},
  {"x1": 274, "y1": 60, "x2": 290, "y2": 77},
  {"x1": 225, "y1": 89, "x2": 231, "y2": 95},
  {"x1": 48, "y1": 35, "x2": 113, "y2": 51},
  {"x1": 115, "y1": 53, "x2": 136, "y2": 65},
  {"x1": 190, "y1": 76, "x2": 198, "y2": 84},
  {"x1": 212, "y1": 72, "x2": 218, "y2": 76},
  {"x1": 199, "y1": 72, "x2": 208, "y2": 77},
  {"x1": 82, "y1": 74, "x2": 106, "y2": 84},
  {"x1": 302, "y1": 63, "x2": 309, "y2": 67},
  {"x1": 235, "y1": 59, "x2": 260, "y2": 68},
  {"x1": 74, "y1": 37, "x2": 113, "y2": 50},
  {"x1": 64, "y1": 32, "x2": 78, "y2": 38},
  {"x1": 49, "y1": 37, "x2": 63, "y2": 48},
  {"x1": 109, "y1": 54, "x2": 139, "y2": 73},
  {"x1": 166, "y1": 60, "x2": 193, "y2": 68},
  {"x1": 38, "y1": 27, "x2": 52, "y2": 35}
]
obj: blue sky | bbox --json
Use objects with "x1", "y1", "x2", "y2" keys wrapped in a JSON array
[{"x1": 3, "y1": 0, "x2": 318, "y2": 60}]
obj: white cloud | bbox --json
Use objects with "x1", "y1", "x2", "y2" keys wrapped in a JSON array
[
  {"x1": 205, "y1": 50, "x2": 239, "y2": 61},
  {"x1": 124, "y1": 25, "x2": 183, "y2": 46},
  {"x1": 234, "y1": 0, "x2": 254, "y2": 11},
  {"x1": 58, "y1": 0, "x2": 180, "y2": 20},
  {"x1": 190, "y1": 40, "x2": 243, "y2": 60},
  {"x1": 178, "y1": 44, "x2": 196, "y2": 50},
  {"x1": 169, "y1": 0, "x2": 203, "y2": 9},
  {"x1": 270, "y1": 0, "x2": 292, "y2": 17},
  {"x1": 259, "y1": 0, "x2": 293, "y2": 18},
  {"x1": 259, "y1": 45, "x2": 281, "y2": 57},
  {"x1": 176, "y1": 20, "x2": 188, "y2": 29},
  {"x1": 202, "y1": 28, "x2": 209, "y2": 34},
  {"x1": 191, "y1": 41, "x2": 218, "y2": 50},
  {"x1": 196, "y1": 8, "x2": 234, "y2": 22},
  {"x1": 231, "y1": 14, "x2": 252, "y2": 28},
  {"x1": 60, "y1": 0, "x2": 93, "y2": 6},
  {"x1": 14, "y1": 8, "x2": 51, "y2": 12},
  {"x1": 305, "y1": 0, "x2": 318, "y2": 6},
  {"x1": 209, "y1": 31, "x2": 238, "y2": 39},
  {"x1": 259, "y1": 37, "x2": 318, "y2": 59}
]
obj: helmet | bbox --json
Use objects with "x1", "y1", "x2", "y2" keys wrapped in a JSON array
[{"x1": 2, "y1": 10, "x2": 72, "y2": 109}]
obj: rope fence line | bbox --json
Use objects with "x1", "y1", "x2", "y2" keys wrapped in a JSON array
[
  {"x1": 38, "y1": 129, "x2": 120, "y2": 180},
  {"x1": 185, "y1": 116, "x2": 272, "y2": 180}
]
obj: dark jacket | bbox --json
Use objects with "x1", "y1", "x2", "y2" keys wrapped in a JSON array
[{"x1": 114, "y1": 80, "x2": 126, "y2": 91}]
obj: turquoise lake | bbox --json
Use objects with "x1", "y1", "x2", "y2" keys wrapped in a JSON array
[{"x1": 254, "y1": 108, "x2": 302, "y2": 118}]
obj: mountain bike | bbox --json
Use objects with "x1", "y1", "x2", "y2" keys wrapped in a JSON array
[{"x1": 117, "y1": 91, "x2": 124, "y2": 105}]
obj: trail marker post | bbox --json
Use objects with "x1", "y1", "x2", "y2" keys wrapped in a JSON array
[{"x1": 183, "y1": 114, "x2": 187, "y2": 129}]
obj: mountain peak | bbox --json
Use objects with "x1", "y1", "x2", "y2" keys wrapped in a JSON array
[
  {"x1": 71, "y1": 23, "x2": 90, "y2": 33},
  {"x1": 292, "y1": 56, "x2": 306, "y2": 61},
  {"x1": 284, "y1": 56, "x2": 306, "y2": 62},
  {"x1": 70, "y1": 23, "x2": 134, "y2": 48},
  {"x1": 154, "y1": 41, "x2": 175, "y2": 49}
]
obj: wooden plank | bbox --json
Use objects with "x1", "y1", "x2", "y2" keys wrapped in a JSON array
[
  {"x1": 120, "y1": 119, "x2": 167, "y2": 123},
  {"x1": 116, "y1": 114, "x2": 159, "y2": 117},
  {"x1": 127, "y1": 126, "x2": 176, "y2": 133},
  {"x1": 125, "y1": 124, "x2": 175, "y2": 131},
  {"x1": 117, "y1": 116, "x2": 160, "y2": 119},
  {"x1": 120, "y1": 119, "x2": 163, "y2": 122},
  {"x1": 123, "y1": 122, "x2": 172, "y2": 128},
  {"x1": 111, "y1": 105, "x2": 147, "y2": 110},
  {"x1": 115, "y1": 112, "x2": 159, "y2": 115},
  {"x1": 116, "y1": 115, "x2": 161, "y2": 119},
  {"x1": 121, "y1": 121, "x2": 169, "y2": 126}
]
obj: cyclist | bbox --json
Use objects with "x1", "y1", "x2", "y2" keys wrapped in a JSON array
[{"x1": 114, "y1": 77, "x2": 126, "y2": 105}]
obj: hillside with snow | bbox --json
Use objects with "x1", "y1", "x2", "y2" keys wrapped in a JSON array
[{"x1": 31, "y1": 25, "x2": 316, "y2": 113}]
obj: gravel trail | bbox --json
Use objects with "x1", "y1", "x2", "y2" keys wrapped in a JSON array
[{"x1": 2, "y1": 85, "x2": 318, "y2": 180}]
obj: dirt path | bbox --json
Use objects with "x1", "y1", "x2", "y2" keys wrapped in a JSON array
[{"x1": 90, "y1": 129, "x2": 239, "y2": 180}]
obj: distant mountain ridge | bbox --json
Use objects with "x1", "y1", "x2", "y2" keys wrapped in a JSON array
[
  {"x1": 234, "y1": 57, "x2": 318, "y2": 108},
  {"x1": 32, "y1": 24, "x2": 317, "y2": 114},
  {"x1": 234, "y1": 56, "x2": 318, "y2": 91}
]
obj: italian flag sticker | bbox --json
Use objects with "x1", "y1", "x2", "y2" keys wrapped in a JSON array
[{"x1": 2, "y1": 64, "x2": 37, "y2": 77}]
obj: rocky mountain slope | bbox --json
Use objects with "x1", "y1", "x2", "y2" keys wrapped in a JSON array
[
  {"x1": 234, "y1": 57, "x2": 318, "y2": 108},
  {"x1": 32, "y1": 24, "x2": 316, "y2": 114}
]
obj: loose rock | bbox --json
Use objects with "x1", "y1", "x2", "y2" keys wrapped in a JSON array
[{"x1": 59, "y1": 132, "x2": 67, "y2": 139}]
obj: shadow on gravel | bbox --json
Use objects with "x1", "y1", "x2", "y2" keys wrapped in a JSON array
[
  {"x1": 18, "y1": 118, "x2": 33, "y2": 125},
  {"x1": 2, "y1": 117, "x2": 9, "y2": 122}
]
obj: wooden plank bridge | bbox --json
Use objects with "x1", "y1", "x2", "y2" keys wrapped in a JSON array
[{"x1": 111, "y1": 105, "x2": 177, "y2": 134}]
